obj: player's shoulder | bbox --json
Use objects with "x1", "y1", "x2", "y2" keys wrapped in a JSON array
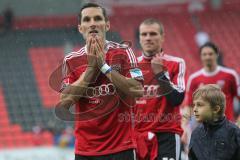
[
  {"x1": 63, "y1": 47, "x2": 86, "y2": 62},
  {"x1": 106, "y1": 40, "x2": 132, "y2": 51},
  {"x1": 219, "y1": 66, "x2": 239, "y2": 77},
  {"x1": 189, "y1": 69, "x2": 204, "y2": 80},
  {"x1": 162, "y1": 53, "x2": 185, "y2": 64},
  {"x1": 186, "y1": 69, "x2": 204, "y2": 90},
  {"x1": 106, "y1": 41, "x2": 137, "y2": 64}
]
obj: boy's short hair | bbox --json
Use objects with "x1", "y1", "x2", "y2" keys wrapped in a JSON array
[{"x1": 193, "y1": 84, "x2": 226, "y2": 115}]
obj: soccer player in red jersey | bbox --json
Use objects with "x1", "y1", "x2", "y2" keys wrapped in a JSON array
[
  {"x1": 186, "y1": 42, "x2": 240, "y2": 121},
  {"x1": 58, "y1": 3, "x2": 143, "y2": 160},
  {"x1": 134, "y1": 18, "x2": 186, "y2": 160}
]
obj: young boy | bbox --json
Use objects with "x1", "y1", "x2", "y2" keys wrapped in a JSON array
[{"x1": 188, "y1": 84, "x2": 240, "y2": 160}]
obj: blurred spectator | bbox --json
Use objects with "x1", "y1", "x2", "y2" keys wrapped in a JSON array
[
  {"x1": 188, "y1": 0, "x2": 205, "y2": 13},
  {"x1": 56, "y1": 126, "x2": 74, "y2": 148},
  {"x1": 190, "y1": 11, "x2": 224, "y2": 66},
  {"x1": 234, "y1": 97, "x2": 240, "y2": 120},
  {"x1": 64, "y1": 41, "x2": 73, "y2": 55},
  {"x1": 189, "y1": 9, "x2": 210, "y2": 48},
  {"x1": 0, "y1": 22, "x2": 4, "y2": 35},
  {"x1": 210, "y1": 0, "x2": 223, "y2": 10},
  {"x1": 195, "y1": 30, "x2": 210, "y2": 47},
  {"x1": 32, "y1": 125, "x2": 44, "y2": 146},
  {"x1": 3, "y1": 7, "x2": 14, "y2": 31}
]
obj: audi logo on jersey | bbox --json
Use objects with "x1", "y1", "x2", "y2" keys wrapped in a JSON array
[
  {"x1": 86, "y1": 83, "x2": 116, "y2": 98},
  {"x1": 143, "y1": 84, "x2": 173, "y2": 97},
  {"x1": 143, "y1": 85, "x2": 160, "y2": 97}
]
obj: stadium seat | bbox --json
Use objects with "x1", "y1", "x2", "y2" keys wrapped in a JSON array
[
  {"x1": 29, "y1": 47, "x2": 64, "y2": 108},
  {"x1": 0, "y1": 84, "x2": 55, "y2": 148}
]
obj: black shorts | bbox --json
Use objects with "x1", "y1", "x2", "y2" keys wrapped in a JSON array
[
  {"x1": 156, "y1": 132, "x2": 181, "y2": 160},
  {"x1": 75, "y1": 149, "x2": 136, "y2": 160}
]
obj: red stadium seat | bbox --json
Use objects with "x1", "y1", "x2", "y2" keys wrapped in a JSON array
[
  {"x1": 29, "y1": 47, "x2": 65, "y2": 108},
  {"x1": 0, "y1": 85, "x2": 54, "y2": 148}
]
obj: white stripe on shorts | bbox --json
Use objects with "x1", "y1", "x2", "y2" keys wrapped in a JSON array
[
  {"x1": 175, "y1": 134, "x2": 181, "y2": 160},
  {"x1": 133, "y1": 149, "x2": 137, "y2": 160}
]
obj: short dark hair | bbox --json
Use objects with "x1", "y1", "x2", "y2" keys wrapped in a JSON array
[
  {"x1": 140, "y1": 18, "x2": 164, "y2": 35},
  {"x1": 78, "y1": 3, "x2": 108, "y2": 24},
  {"x1": 199, "y1": 41, "x2": 219, "y2": 55}
]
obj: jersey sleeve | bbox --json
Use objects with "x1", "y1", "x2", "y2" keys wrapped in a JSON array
[
  {"x1": 231, "y1": 70, "x2": 240, "y2": 99},
  {"x1": 60, "y1": 57, "x2": 77, "y2": 92},
  {"x1": 123, "y1": 47, "x2": 144, "y2": 82},
  {"x1": 161, "y1": 58, "x2": 186, "y2": 106},
  {"x1": 170, "y1": 58, "x2": 186, "y2": 93},
  {"x1": 185, "y1": 75, "x2": 195, "y2": 107}
]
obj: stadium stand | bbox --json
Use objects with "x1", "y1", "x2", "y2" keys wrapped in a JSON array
[
  {"x1": 0, "y1": 29, "x2": 80, "y2": 148},
  {"x1": 0, "y1": 85, "x2": 53, "y2": 148},
  {"x1": 29, "y1": 47, "x2": 65, "y2": 107},
  {"x1": 197, "y1": 9, "x2": 240, "y2": 73}
]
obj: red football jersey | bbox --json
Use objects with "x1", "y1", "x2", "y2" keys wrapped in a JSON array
[
  {"x1": 134, "y1": 53, "x2": 186, "y2": 135},
  {"x1": 61, "y1": 41, "x2": 143, "y2": 156},
  {"x1": 186, "y1": 66, "x2": 240, "y2": 121}
]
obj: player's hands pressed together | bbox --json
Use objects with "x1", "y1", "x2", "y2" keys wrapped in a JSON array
[
  {"x1": 151, "y1": 53, "x2": 166, "y2": 74},
  {"x1": 86, "y1": 36, "x2": 98, "y2": 68},
  {"x1": 86, "y1": 35, "x2": 106, "y2": 69},
  {"x1": 86, "y1": 34, "x2": 143, "y2": 98},
  {"x1": 95, "y1": 35, "x2": 106, "y2": 68}
]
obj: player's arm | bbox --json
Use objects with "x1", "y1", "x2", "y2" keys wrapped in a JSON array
[
  {"x1": 105, "y1": 70, "x2": 143, "y2": 98},
  {"x1": 60, "y1": 67, "x2": 97, "y2": 109},
  {"x1": 231, "y1": 70, "x2": 240, "y2": 100},
  {"x1": 182, "y1": 75, "x2": 195, "y2": 119},
  {"x1": 95, "y1": 37, "x2": 143, "y2": 98},
  {"x1": 151, "y1": 55, "x2": 186, "y2": 106},
  {"x1": 57, "y1": 66, "x2": 98, "y2": 121},
  {"x1": 60, "y1": 37, "x2": 98, "y2": 109},
  {"x1": 155, "y1": 71, "x2": 185, "y2": 106},
  {"x1": 231, "y1": 70, "x2": 240, "y2": 124}
]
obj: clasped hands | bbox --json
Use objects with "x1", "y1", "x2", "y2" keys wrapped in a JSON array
[{"x1": 86, "y1": 35, "x2": 106, "y2": 69}]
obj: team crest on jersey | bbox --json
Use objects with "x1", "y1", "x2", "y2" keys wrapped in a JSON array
[{"x1": 217, "y1": 80, "x2": 225, "y2": 88}]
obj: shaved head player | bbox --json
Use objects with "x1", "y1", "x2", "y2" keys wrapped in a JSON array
[{"x1": 134, "y1": 18, "x2": 186, "y2": 160}]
